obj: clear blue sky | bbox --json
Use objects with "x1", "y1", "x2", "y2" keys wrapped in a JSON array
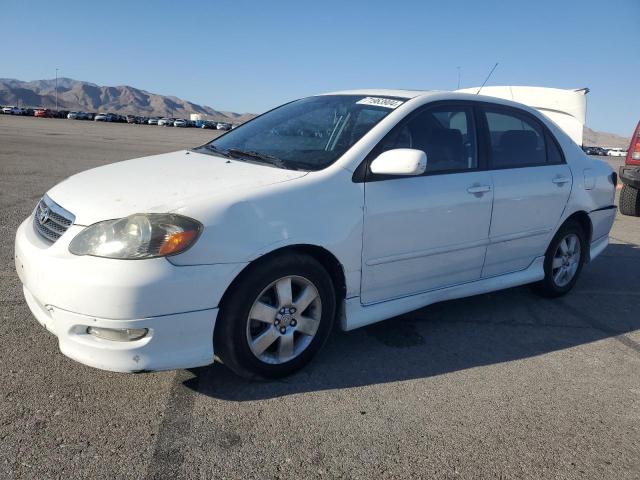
[{"x1": 2, "y1": 0, "x2": 638, "y2": 135}]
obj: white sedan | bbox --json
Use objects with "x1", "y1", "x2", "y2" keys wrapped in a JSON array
[
  {"x1": 607, "y1": 148, "x2": 627, "y2": 157},
  {"x1": 15, "y1": 90, "x2": 617, "y2": 378},
  {"x1": 2, "y1": 105, "x2": 23, "y2": 115}
]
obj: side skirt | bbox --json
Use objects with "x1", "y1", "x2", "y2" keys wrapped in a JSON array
[
  {"x1": 589, "y1": 235, "x2": 609, "y2": 262},
  {"x1": 342, "y1": 256, "x2": 545, "y2": 331}
]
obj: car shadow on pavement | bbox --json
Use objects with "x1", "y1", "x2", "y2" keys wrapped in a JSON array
[{"x1": 184, "y1": 243, "x2": 640, "y2": 401}]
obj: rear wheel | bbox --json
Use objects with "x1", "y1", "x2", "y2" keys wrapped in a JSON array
[
  {"x1": 619, "y1": 185, "x2": 640, "y2": 217},
  {"x1": 215, "y1": 252, "x2": 336, "y2": 379},
  {"x1": 531, "y1": 220, "x2": 587, "y2": 298}
]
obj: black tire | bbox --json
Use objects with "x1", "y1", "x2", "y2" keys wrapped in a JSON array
[
  {"x1": 619, "y1": 185, "x2": 640, "y2": 217},
  {"x1": 531, "y1": 220, "x2": 587, "y2": 298},
  {"x1": 215, "y1": 252, "x2": 336, "y2": 379}
]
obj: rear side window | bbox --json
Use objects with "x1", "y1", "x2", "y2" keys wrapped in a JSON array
[
  {"x1": 377, "y1": 106, "x2": 477, "y2": 174},
  {"x1": 545, "y1": 131, "x2": 564, "y2": 164},
  {"x1": 484, "y1": 109, "x2": 549, "y2": 168}
]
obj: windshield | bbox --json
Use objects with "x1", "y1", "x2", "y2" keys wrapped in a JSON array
[{"x1": 195, "y1": 95, "x2": 405, "y2": 171}]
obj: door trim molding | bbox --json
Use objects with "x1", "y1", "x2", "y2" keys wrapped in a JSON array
[
  {"x1": 365, "y1": 228, "x2": 550, "y2": 267},
  {"x1": 488, "y1": 228, "x2": 551, "y2": 245},
  {"x1": 366, "y1": 238, "x2": 488, "y2": 266}
]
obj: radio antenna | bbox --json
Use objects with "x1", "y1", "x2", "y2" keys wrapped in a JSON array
[{"x1": 477, "y1": 62, "x2": 499, "y2": 94}]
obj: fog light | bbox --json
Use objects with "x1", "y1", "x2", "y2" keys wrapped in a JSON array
[{"x1": 87, "y1": 326, "x2": 148, "y2": 342}]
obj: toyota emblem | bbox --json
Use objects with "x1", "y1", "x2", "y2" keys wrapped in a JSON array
[{"x1": 39, "y1": 205, "x2": 50, "y2": 224}]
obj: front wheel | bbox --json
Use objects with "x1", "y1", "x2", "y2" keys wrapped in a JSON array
[
  {"x1": 531, "y1": 220, "x2": 587, "y2": 298},
  {"x1": 215, "y1": 252, "x2": 336, "y2": 379}
]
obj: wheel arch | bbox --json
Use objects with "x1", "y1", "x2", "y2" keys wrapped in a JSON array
[{"x1": 215, "y1": 244, "x2": 347, "y2": 334}]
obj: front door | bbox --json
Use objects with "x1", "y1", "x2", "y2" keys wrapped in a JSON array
[{"x1": 360, "y1": 104, "x2": 493, "y2": 304}]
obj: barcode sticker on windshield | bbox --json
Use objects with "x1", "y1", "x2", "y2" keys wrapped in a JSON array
[{"x1": 356, "y1": 97, "x2": 404, "y2": 109}]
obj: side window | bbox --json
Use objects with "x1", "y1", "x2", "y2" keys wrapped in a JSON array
[
  {"x1": 545, "y1": 131, "x2": 564, "y2": 164},
  {"x1": 484, "y1": 109, "x2": 547, "y2": 168},
  {"x1": 378, "y1": 106, "x2": 477, "y2": 173}
]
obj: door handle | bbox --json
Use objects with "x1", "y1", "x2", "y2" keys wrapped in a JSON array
[
  {"x1": 467, "y1": 185, "x2": 492, "y2": 194},
  {"x1": 552, "y1": 176, "x2": 571, "y2": 185}
]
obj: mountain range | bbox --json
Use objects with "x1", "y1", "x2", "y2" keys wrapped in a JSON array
[
  {"x1": 0, "y1": 78, "x2": 255, "y2": 123},
  {"x1": 0, "y1": 78, "x2": 631, "y2": 146},
  {"x1": 583, "y1": 127, "x2": 630, "y2": 149}
]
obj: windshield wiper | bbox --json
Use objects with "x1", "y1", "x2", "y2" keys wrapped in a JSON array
[
  {"x1": 226, "y1": 149, "x2": 288, "y2": 169},
  {"x1": 199, "y1": 144, "x2": 232, "y2": 158}
]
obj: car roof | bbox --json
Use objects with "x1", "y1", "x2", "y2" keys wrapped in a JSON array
[
  {"x1": 318, "y1": 88, "x2": 536, "y2": 107},
  {"x1": 321, "y1": 88, "x2": 433, "y2": 99},
  {"x1": 318, "y1": 88, "x2": 547, "y2": 113}
]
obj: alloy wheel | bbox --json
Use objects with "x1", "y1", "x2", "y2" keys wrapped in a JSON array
[
  {"x1": 551, "y1": 233, "x2": 581, "y2": 287},
  {"x1": 246, "y1": 275, "x2": 322, "y2": 364}
]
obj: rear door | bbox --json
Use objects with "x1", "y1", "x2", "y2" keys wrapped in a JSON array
[{"x1": 480, "y1": 105, "x2": 572, "y2": 277}]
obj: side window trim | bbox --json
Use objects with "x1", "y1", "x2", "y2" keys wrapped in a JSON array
[
  {"x1": 473, "y1": 104, "x2": 491, "y2": 171},
  {"x1": 352, "y1": 100, "x2": 482, "y2": 183},
  {"x1": 479, "y1": 104, "x2": 566, "y2": 170}
]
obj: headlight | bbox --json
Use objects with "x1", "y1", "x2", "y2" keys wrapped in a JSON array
[{"x1": 69, "y1": 213, "x2": 202, "y2": 259}]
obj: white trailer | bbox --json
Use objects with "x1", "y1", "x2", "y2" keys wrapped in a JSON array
[{"x1": 456, "y1": 86, "x2": 589, "y2": 146}]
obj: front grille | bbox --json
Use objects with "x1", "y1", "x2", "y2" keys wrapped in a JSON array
[{"x1": 33, "y1": 195, "x2": 75, "y2": 243}]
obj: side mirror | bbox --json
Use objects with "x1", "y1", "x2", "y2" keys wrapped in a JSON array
[{"x1": 370, "y1": 149, "x2": 427, "y2": 176}]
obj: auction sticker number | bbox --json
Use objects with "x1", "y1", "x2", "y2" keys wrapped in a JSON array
[{"x1": 356, "y1": 97, "x2": 404, "y2": 109}]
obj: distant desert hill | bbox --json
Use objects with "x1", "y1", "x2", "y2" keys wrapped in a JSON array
[
  {"x1": 0, "y1": 78, "x2": 255, "y2": 123},
  {"x1": 583, "y1": 126, "x2": 630, "y2": 148}
]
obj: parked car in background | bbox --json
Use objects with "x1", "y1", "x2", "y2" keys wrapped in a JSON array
[
  {"x1": 14, "y1": 90, "x2": 617, "y2": 377},
  {"x1": 216, "y1": 122, "x2": 231, "y2": 130},
  {"x1": 136, "y1": 116, "x2": 149, "y2": 124},
  {"x1": 158, "y1": 118, "x2": 176, "y2": 126},
  {"x1": 583, "y1": 146, "x2": 598, "y2": 155},
  {"x1": 607, "y1": 148, "x2": 627, "y2": 157},
  {"x1": 22, "y1": 108, "x2": 35, "y2": 117},
  {"x1": 148, "y1": 117, "x2": 160, "y2": 125},
  {"x1": 67, "y1": 112, "x2": 81, "y2": 120},
  {"x1": 619, "y1": 120, "x2": 640, "y2": 216},
  {"x1": 34, "y1": 109, "x2": 51, "y2": 118},
  {"x1": 201, "y1": 120, "x2": 217, "y2": 129},
  {"x1": 2, "y1": 106, "x2": 23, "y2": 115},
  {"x1": 126, "y1": 115, "x2": 137, "y2": 124},
  {"x1": 174, "y1": 119, "x2": 188, "y2": 127},
  {"x1": 94, "y1": 113, "x2": 110, "y2": 122}
]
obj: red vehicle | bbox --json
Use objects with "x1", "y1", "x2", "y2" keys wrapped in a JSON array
[
  {"x1": 34, "y1": 109, "x2": 51, "y2": 118},
  {"x1": 619, "y1": 120, "x2": 640, "y2": 216}
]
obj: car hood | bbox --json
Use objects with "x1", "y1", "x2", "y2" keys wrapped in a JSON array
[{"x1": 47, "y1": 150, "x2": 308, "y2": 225}]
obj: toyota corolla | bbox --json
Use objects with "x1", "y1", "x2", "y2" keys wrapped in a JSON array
[{"x1": 14, "y1": 90, "x2": 617, "y2": 378}]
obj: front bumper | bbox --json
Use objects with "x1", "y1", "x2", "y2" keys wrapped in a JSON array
[
  {"x1": 23, "y1": 286, "x2": 218, "y2": 372},
  {"x1": 14, "y1": 217, "x2": 247, "y2": 372},
  {"x1": 619, "y1": 165, "x2": 640, "y2": 189}
]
